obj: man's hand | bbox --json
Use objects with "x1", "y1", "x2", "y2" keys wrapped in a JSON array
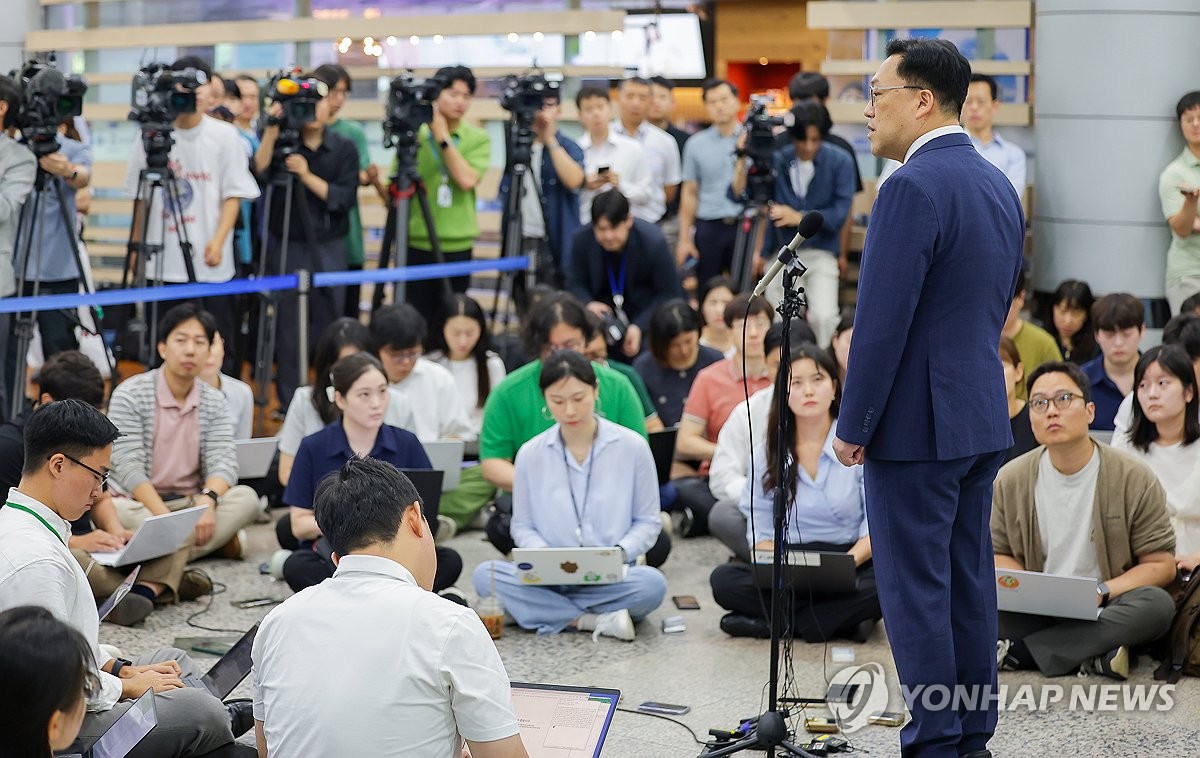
[
  {"x1": 753, "y1": 540, "x2": 774, "y2": 552},
  {"x1": 1178, "y1": 553, "x2": 1200, "y2": 573},
  {"x1": 735, "y1": 130, "x2": 748, "y2": 153},
  {"x1": 126, "y1": 660, "x2": 182, "y2": 678},
  {"x1": 585, "y1": 173, "x2": 610, "y2": 190},
  {"x1": 365, "y1": 164, "x2": 380, "y2": 185},
  {"x1": 585, "y1": 301, "x2": 612, "y2": 319},
  {"x1": 676, "y1": 239, "x2": 698, "y2": 268},
  {"x1": 194, "y1": 505, "x2": 217, "y2": 547},
  {"x1": 838, "y1": 254, "x2": 849, "y2": 279},
  {"x1": 833, "y1": 437, "x2": 864, "y2": 467},
  {"x1": 203, "y1": 239, "x2": 223, "y2": 267},
  {"x1": 123, "y1": 669, "x2": 184, "y2": 698},
  {"x1": 751, "y1": 255, "x2": 766, "y2": 278},
  {"x1": 1180, "y1": 185, "x2": 1200, "y2": 201},
  {"x1": 284, "y1": 154, "x2": 310, "y2": 178},
  {"x1": 70, "y1": 530, "x2": 127, "y2": 553},
  {"x1": 768, "y1": 204, "x2": 803, "y2": 228},
  {"x1": 431, "y1": 110, "x2": 450, "y2": 143},
  {"x1": 532, "y1": 109, "x2": 557, "y2": 143},
  {"x1": 39, "y1": 152, "x2": 72, "y2": 177},
  {"x1": 622, "y1": 324, "x2": 642, "y2": 357}
]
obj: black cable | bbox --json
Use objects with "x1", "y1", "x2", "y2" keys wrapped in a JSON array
[
  {"x1": 615, "y1": 706, "x2": 707, "y2": 745},
  {"x1": 183, "y1": 572, "x2": 249, "y2": 634}
]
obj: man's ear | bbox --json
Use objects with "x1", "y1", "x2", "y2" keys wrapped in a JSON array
[
  {"x1": 405, "y1": 502, "x2": 426, "y2": 538},
  {"x1": 330, "y1": 552, "x2": 341, "y2": 568},
  {"x1": 39, "y1": 392, "x2": 53, "y2": 407}
]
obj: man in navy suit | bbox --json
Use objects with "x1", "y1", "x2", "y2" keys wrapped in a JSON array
[{"x1": 832, "y1": 39, "x2": 1025, "y2": 758}]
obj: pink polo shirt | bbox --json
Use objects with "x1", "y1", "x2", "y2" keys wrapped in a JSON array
[
  {"x1": 149, "y1": 371, "x2": 202, "y2": 495},
  {"x1": 682, "y1": 358, "x2": 773, "y2": 441}
]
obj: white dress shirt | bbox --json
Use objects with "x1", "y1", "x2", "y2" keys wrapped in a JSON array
[
  {"x1": 252, "y1": 554, "x2": 519, "y2": 757},
  {"x1": 0, "y1": 488, "x2": 122, "y2": 711},
  {"x1": 709, "y1": 386, "x2": 774, "y2": 504},
  {"x1": 611, "y1": 119, "x2": 682, "y2": 221},
  {"x1": 969, "y1": 131, "x2": 1027, "y2": 194},
  {"x1": 577, "y1": 130, "x2": 656, "y2": 224},
  {"x1": 391, "y1": 358, "x2": 476, "y2": 442},
  {"x1": 903, "y1": 124, "x2": 966, "y2": 163}
]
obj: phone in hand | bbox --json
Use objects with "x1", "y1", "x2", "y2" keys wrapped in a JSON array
[
  {"x1": 597, "y1": 165, "x2": 611, "y2": 175},
  {"x1": 672, "y1": 595, "x2": 701, "y2": 610},
  {"x1": 1181, "y1": 186, "x2": 1199, "y2": 196}
]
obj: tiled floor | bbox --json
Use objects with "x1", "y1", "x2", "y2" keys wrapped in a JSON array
[{"x1": 101, "y1": 515, "x2": 1200, "y2": 757}]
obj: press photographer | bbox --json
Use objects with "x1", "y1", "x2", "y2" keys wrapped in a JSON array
[
  {"x1": 253, "y1": 68, "x2": 358, "y2": 409},
  {"x1": 0, "y1": 74, "x2": 37, "y2": 418},
  {"x1": 124, "y1": 55, "x2": 259, "y2": 372}
]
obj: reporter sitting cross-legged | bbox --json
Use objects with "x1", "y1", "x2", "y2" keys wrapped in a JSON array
[
  {"x1": 282, "y1": 352, "x2": 463, "y2": 597},
  {"x1": 710, "y1": 344, "x2": 881, "y2": 641},
  {"x1": 473, "y1": 350, "x2": 667, "y2": 641}
]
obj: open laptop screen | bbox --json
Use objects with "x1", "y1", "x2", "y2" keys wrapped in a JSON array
[{"x1": 509, "y1": 682, "x2": 620, "y2": 758}]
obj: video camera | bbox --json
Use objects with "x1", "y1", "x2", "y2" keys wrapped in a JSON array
[
  {"x1": 11, "y1": 58, "x2": 87, "y2": 157},
  {"x1": 739, "y1": 94, "x2": 786, "y2": 205},
  {"x1": 263, "y1": 69, "x2": 327, "y2": 157},
  {"x1": 129, "y1": 63, "x2": 206, "y2": 126},
  {"x1": 382, "y1": 71, "x2": 444, "y2": 150},
  {"x1": 500, "y1": 69, "x2": 562, "y2": 168}
]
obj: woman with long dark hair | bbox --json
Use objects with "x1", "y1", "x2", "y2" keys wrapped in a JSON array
[
  {"x1": 633, "y1": 299, "x2": 723, "y2": 427},
  {"x1": 427, "y1": 294, "x2": 507, "y2": 437},
  {"x1": 1046, "y1": 280, "x2": 1099, "y2": 364},
  {"x1": 709, "y1": 343, "x2": 881, "y2": 641}
]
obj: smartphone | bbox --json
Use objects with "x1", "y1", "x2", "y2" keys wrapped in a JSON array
[
  {"x1": 824, "y1": 682, "x2": 860, "y2": 704},
  {"x1": 672, "y1": 595, "x2": 701, "y2": 610},
  {"x1": 638, "y1": 701, "x2": 690, "y2": 715},
  {"x1": 597, "y1": 165, "x2": 610, "y2": 174},
  {"x1": 804, "y1": 717, "x2": 840, "y2": 734},
  {"x1": 868, "y1": 711, "x2": 906, "y2": 727},
  {"x1": 232, "y1": 597, "x2": 282, "y2": 609}
]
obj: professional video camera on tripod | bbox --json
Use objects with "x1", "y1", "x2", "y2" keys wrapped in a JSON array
[
  {"x1": 729, "y1": 94, "x2": 787, "y2": 293},
  {"x1": 371, "y1": 69, "x2": 446, "y2": 312},
  {"x1": 7, "y1": 56, "x2": 112, "y2": 419}
]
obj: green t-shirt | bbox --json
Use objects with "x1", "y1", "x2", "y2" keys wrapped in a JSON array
[
  {"x1": 404, "y1": 122, "x2": 491, "y2": 252},
  {"x1": 1011, "y1": 320, "x2": 1063, "y2": 400},
  {"x1": 327, "y1": 118, "x2": 370, "y2": 266},
  {"x1": 605, "y1": 360, "x2": 656, "y2": 420},
  {"x1": 480, "y1": 360, "x2": 647, "y2": 465},
  {"x1": 1159, "y1": 147, "x2": 1200, "y2": 283}
]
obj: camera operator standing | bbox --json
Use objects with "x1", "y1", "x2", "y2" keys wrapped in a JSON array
[
  {"x1": 124, "y1": 56, "x2": 260, "y2": 373},
  {"x1": 0, "y1": 76, "x2": 37, "y2": 418},
  {"x1": 253, "y1": 70, "x2": 358, "y2": 410}
]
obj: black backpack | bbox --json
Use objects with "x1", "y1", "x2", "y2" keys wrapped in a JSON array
[{"x1": 1154, "y1": 577, "x2": 1200, "y2": 683}]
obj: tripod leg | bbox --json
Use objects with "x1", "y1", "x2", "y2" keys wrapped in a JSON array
[
  {"x1": 371, "y1": 185, "x2": 399, "y2": 311},
  {"x1": 412, "y1": 179, "x2": 452, "y2": 307},
  {"x1": 164, "y1": 173, "x2": 199, "y2": 283}
]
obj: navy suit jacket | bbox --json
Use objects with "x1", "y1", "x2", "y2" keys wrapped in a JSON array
[
  {"x1": 836, "y1": 133, "x2": 1025, "y2": 461},
  {"x1": 767, "y1": 141, "x2": 856, "y2": 255}
]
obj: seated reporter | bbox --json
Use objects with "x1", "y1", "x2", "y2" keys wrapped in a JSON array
[
  {"x1": 282, "y1": 352, "x2": 463, "y2": 596},
  {"x1": 473, "y1": 351, "x2": 667, "y2": 641},
  {"x1": 993, "y1": 362, "x2": 1176, "y2": 680},
  {"x1": 0, "y1": 606, "x2": 95, "y2": 756},
  {"x1": 710, "y1": 344, "x2": 880, "y2": 641}
]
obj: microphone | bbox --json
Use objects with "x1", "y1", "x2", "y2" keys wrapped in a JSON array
[{"x1": 751, "y1": 211, "x2": 824, "y2": 297}]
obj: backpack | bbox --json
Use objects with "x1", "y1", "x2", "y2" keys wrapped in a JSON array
[{"x1": 1154, "y1": 577, "x2": 1200, "y2": 683}]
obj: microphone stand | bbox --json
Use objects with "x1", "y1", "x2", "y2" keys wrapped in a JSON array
[{"x1": 700, "y1": 261, "x2": 815, "y2": 758}]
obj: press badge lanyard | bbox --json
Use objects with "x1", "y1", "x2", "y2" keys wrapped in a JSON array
[
  {"x1": 6, "y1": 502, "x2": 65, "y2": 545},
  {"x1": 606, "y1": 254, "x2": 628, "y2": 320},
  {"x1": 559, "y1": 432, "x2": 596, "y2": 545},
  {"x1": 427, "y1": 131, "x2": 459, "y2": 208}
]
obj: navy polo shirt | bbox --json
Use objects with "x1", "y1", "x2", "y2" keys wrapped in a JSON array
[
  {"x1": 1079, "y1": 356, "x2": 1130, "y2": 431},
  {"x1": 284, "y1": 422, "x2": 431, "y2": 514}
]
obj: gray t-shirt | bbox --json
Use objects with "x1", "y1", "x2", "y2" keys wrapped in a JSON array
[
  {"x1": 1034, "y1": 445, "x2": 1103, "y2": 579},
  {"x1": 681, "y1": 126, "x2": 743, "y2": 220}
]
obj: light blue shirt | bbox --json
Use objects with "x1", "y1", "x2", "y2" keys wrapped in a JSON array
[
  {"x1": 969, "y1": 132, "x2": 1026, "y2": 194},
  {"x1": 681, "y1": 125, "x2": 743, "y2": 220},
  {"x1": 741, "y1": 426, "x2": 867, "y2": 547},
  {"x1": 511, "y1": 417, "x2": 661, "y2": 561}
]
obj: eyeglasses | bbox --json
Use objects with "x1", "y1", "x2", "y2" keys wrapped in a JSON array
[
  {"x1": 868, "y1": 84, "x2": 924, "y2": 106},
  {"x1": 1028, "y1": 392, "x2": 1086, "y2": 414},
  {"x1": 55, "y1": 453, "x2": 109, "y2": 489},
  {"x1": 546, "y1": 339, "x2": 585, "y2": 354},
  {"x1": 383, "y1": 347, "x2": 422, "y2": 364}
]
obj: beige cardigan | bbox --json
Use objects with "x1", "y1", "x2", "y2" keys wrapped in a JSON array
[{"x1": 991, "y1": 442, "x2": 1176, "y2": 581}]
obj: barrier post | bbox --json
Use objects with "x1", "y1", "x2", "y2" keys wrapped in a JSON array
[{"x1": 297, "y1": 268, "x2": 311, "y2": 389}]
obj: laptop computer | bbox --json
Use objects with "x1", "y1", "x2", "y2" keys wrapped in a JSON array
[
  {"x1": 995, "y1": 568, "x2": 1102, "y2": 622},
  {"x1": 97, "y1": 565, "x2": 142, "y2": 622},
  {"x1": 56, "y1": 688, "x2": 157, "y2": 758},
  {"x1": 236, "y1": 438, "x2": 278, "y2": 480},
  {"x1": 648, "y1": 428, "x2": 677, "y2": 486},
  {"x1": 509, "y1": 682, "x2": 620, "y2": 758},
  {"x1": 398, "y1": 468, "x2": 444, "y2": 528},
  {"x1": 511, "y1": 547, "x2": 628, "y2": 585},
  {"x1": 751, "y1": 550, "x2": 858, "y2": 595},
  {"x1": 422, "y1": 439, "x2": 465, "y2": 491},
  {"x1": 89, "y1": 505, "x2": 208, "y2": 567},
  {"x1": 182, "y1": 624, "x2": 259, "y2": 699}
]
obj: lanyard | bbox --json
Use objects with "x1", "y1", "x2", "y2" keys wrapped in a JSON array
[
  {"x1": 559, "y1": 430, "x2": 596, "y2": 545},
  {"x1": 6, "y1": 502, "x2": 65, "y2": 545},
  {"x1": 606, "y1": 254, "x2": 628, "y2": 314},
  {"x1": 427, "y1": 131, "x2": 458, "y2": 181}
]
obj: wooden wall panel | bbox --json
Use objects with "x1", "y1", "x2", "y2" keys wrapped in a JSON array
[{"x1": 716, "y1": 0, "x2": 828, "y2": 76}]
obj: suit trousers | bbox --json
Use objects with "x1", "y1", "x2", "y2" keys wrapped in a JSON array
[
  {"x1": 708, "y1": 498, "x2": 752, "y2": 563},
  {"x1": 77, "y1": 647, "x2": 233, "y2": 758},
  {"x1": 113, "y1": 487, "x2": 261, "y2": 560},
  {"x1": 693, "y1": 218, "x2": 738, "y2": 283},
  {"x1": 999, "y1": 585, "x2": 1175, "y2": 676},
  {"x1": 864, "y1": 451, "x2": 1005, "y2": 758}
]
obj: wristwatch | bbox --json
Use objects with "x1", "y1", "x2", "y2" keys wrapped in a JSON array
[
  {"x1": 110, "y1": 657, "x2": 133, "y2": 677},
  {"x1": 438, "y1": 138, "x2": 450, "y2": 151},
  {"x1": 200, "y1": 488, "x2": 221, "y2": 506},
  {"x1": 1097, "y1": 581, "x2": 1111, "y2": 607}
]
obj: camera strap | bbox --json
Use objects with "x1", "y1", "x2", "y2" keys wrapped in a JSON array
[
  {"x1": 426, "y1": 131, "x2": 459, "y2": 208},
  {"x1": 606, "y1": 253, "x2": 628, "y2": 319}
]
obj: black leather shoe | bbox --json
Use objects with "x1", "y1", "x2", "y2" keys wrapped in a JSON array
[
  {"x1": 719, "y1": 613, "x2": 771, "y2": 639},
  {"x1": 960, "y1": 750, "x2": 992, "y2": 758},
  {"x1": 848, "y1": 618, "x2": 876, "y2": 643},
  {"x1": 225, "y1": 698, "x2": 255, "y2": 738}
]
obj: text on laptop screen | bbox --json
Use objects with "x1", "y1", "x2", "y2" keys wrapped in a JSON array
[{"x1": 510, "y1": 687, "x2": 617, "y2": 758}]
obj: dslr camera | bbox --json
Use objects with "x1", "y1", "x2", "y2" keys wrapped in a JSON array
[
  {"x1": 600, "y1": 309, "x2": 630, "y2": 349},
  {"x1": 264, "y1": 69, "x2": 328, "y2": 156},
  {"x1": 382, "y1": 71, "x2": 444, "y2": 149},
  {"x1": 11, "y1": 58, "x2": 87, "y2": 157},
  {"x1": 500, "y1": 69, "x2": 561, "y2": 167}
]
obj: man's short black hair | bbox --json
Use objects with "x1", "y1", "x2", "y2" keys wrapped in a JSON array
[
  {"x1": 1026, "y1": 361, "x2": 1091, "y2": 405},
  {"x1": 169, "y1": 55, "x2": 214, "y2": 84},
  {"x1": 1162, "y1": 313, "x2": 1200, "y2": 360},
  {"x1": 370, "y1": 303, "x2": 427, "y2": 352},
  {"x1": 313, "y1": 63, "x2": 351, "y2": 90},
  {"x1": 157, "y1": 303, "x2": 217, "y2": 345},
  {"x1": 970, "y1": 73, "x2": 998, "y2": 101},
  {"x1": 224, "y1": 78, "x2": 242, "y2": 99},
  {"x1": 435, "y1": 65, "x2": 476, "y2": 94},
  {"x1": 235, "y1": 74, "x2": 259, "y2": 88},
  {"x1": 22, "y1": 399, "x2": 120, "y2": 476},
  {"x1": 724, "y1": 292, "x2": 775, "y2": 328},
  {"x1": 701, "y1": 78, "x2": 738, "y2": 101},
  {"x1": 313, "y1": 456, "x2": 424, "y2": 555},
  {"x1": 788, "y1": 71, "x2": 829, "y2": 101},
  {"x1": 37, "y1": 351, "x2": 105, "y2": 409},
  {"x1": 521, "y1": 292, "x2": 594, "y2": 356},
  {"x1": 0, "y1": 76, "x2": 22, "y2": 130},
  {"x1": 648, "y1": 75, "x2": 674, "y2": 90},
  {"x1": 1014, "y1": 266, "x2": 1027, "y2": 297},
  {"x1": 884, "y1": 38, "x2": 971, "y2": 118},
  {"x1": 590, "y1": 189, "x2": 631, "y2": 227},
  {"x1": 575, "y1": 85, "x2": 610, "y2": 109},
  {"x1": 1181, "y1": 292, "x2": 1200, "y2": 315},
  {"x1": 1177, "y1": 91, "x2": 1200, "y2": 120},
  {"x1": 619, "y1": 76, "x2": 650, "y2": 91},
  {"x1": 787, "y1": 102, "x2": 826, "y2": 141},
  {"x1": 765, "y1": 318, "x2": 817, "y2": 355},
  {"x1": 1091, "y1": 293, "x2": 1144, "y2": 333}
]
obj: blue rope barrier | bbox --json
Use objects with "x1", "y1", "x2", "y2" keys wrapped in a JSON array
[{"x1": 0, "y1": 256, "x2": 529, "y2": 315}]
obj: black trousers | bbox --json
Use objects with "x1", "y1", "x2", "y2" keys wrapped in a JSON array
[
  {"x1": 710, "y1": 541, "x2": 881, "y2": 642},
  {"x1": 281, "y1": 537, "x2": 462, "y2": 593},
  {"x1": 671, "y1": 476, "x2": 717, "y2": 537},
  {"x1": 693, "y1": 218, "x2": 739, "y2": 283},
  {"x1": 404, "y1": 247, "x2": 470, "y2": 322}
]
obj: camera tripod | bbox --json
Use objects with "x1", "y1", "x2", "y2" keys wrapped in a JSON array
[
  {"x1": 8, "y1": 164, "x2": 114, "y2": 418},
  {"x1": 730, "y1": 170, "x2": 774, "y2": 294},
  {"x1": 121, "y1": 127, "x2": 199, "y2": 366}
]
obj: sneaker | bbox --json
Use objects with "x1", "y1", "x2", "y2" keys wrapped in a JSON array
[
  {"x1": 996, "y1": 638, "x2": 1016, "y2": 671},
  {"x1": 1080, "y1": 646, "x2": 1129, "y2": 681},
  {"x1": 659, "y1": 511, "x2": 673, "y2": 537},
  {"x1": 214, "y1": 529, "x2": 247, "y2": 560},
  {"x1": 436, "y1": 515, "x2": 458, "y2": 541},
  {"x1": 177, "y1": 569, "x2": 213, "y2": 602},
  {"x1": 719, "y1": 612, "x2": 771, "y2": 639},
  {"x1": 438, "y1": 587, "x2": 470, "y2": 607},
  {"x1": 592, "y1": 609, "x2": 636, "y2": 642},
  {"x1": 105, "y1": 594, "x2": 154, "y2": 626}
]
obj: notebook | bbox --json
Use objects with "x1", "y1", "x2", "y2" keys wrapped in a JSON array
[
  {"x1": 181, "y1": 624, "x2": 259, "y2": 699},
  {"x1": 510, "y1": 682, "x2": 620, "y2": 758},
  {"x1": 96, "y1": 565, "x2": 142, "y2": 622},
  {"x1": 56, "y1": 688, "x2": 156, "y2": 758},
  {"x1": 236, "y1": 438, "x2": 278, "y2": 480},
  {"x1": 751, "y1": 549, "x2": 858, "y2": 595},
  {"x1": 995, "y1": 568, "x2": 1101, "y2": 622},
  {"x1": 89, "y1": 505, "x2": 207, "y2": 567},
  {"x1": 421, "y1": 439, "x2": 466, "y2": 491}
]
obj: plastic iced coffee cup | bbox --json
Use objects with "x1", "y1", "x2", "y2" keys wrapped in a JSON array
[{"x1": 476, "y1": 596, "x2": 505, "y2": 640}]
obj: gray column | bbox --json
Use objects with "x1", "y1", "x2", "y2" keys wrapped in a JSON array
[
  {"x1": 0, "y1": 0, "x2": 36, "y2": 75},
  {"x1": 1033, "y1": 0, "x2": 1200, "y2": 304}
]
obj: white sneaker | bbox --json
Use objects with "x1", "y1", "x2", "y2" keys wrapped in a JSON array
[
  {"x1": 592, "y1": 609, "x2": 636, "y2": 642},
  {"x1": 436, "y1": 515, "x2": 458, "y2": 541},
  {"x1": 996, "y1": 638, "x2": 1014, "y2": 669}
]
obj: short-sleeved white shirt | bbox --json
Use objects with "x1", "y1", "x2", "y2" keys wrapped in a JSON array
[{"x1": 612, "y1": 119, "x2": 682, "y2": 221}]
